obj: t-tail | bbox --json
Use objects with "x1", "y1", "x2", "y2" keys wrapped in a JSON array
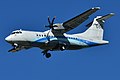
[{"x1": 81, "y1": 13, "x2": 115, "y2": 44}]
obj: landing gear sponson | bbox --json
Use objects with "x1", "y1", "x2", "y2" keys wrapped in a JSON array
[{"x1": 42, "y1": 45, "x2": 66, "y2": 58}]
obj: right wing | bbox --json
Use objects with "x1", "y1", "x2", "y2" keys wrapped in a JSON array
[{"x1": 62, "y1": 7, "x2": 100, "y2": 33}]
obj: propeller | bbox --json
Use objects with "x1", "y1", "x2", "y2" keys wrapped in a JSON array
[
  {"x1": 45, "y1": 16, "x2": 58, "y2": 44},
  {"x1": 45, "y1": 16, "x2": 58, "y2": 29}
]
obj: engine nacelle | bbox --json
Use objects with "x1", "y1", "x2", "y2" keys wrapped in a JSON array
[{"x1": 53, "y1": 23, "x2": 65, "y2": 30}]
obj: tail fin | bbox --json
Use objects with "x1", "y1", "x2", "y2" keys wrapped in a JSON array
[{"x1": 82, "y1": 13, "x2": 115, "y2": 40}]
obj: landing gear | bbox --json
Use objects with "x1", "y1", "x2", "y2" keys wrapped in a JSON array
[
  {"x1": 8, "y1": 43, "x2": 20, "y2": 52},
  {"x1": 12, "y1": 43, "x2": 19, "y2": 48},
  {"x1": 45, "y1": 53, "x2": 51, "y2": 58},
  {"x1": 42, "y1": 50, "x2": 51, "y2": 58}
]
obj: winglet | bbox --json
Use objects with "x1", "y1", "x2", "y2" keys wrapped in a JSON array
[{"x1": 92, "y1": 7, "x2": 100, "y2": 10}]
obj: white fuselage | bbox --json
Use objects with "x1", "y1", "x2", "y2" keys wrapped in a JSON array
[{"x1": 5, "y1": 29, "x2": 108, "y2": 51}]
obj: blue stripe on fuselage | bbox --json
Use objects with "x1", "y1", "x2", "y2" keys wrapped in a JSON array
[{"x1": 35, "y1": 36, "x2": 98, "y2": 46}]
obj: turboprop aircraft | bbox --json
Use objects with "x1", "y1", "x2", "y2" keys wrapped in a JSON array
[{"x1": 5, "y1": 7, "x2": 114, "y2": 58}]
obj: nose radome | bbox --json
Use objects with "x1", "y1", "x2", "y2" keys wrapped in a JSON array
[{"x1": 5, "y1": 36, "x2": 11, "y2": 42}]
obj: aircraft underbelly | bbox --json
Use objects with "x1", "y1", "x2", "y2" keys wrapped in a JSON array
[
  {"x1": 12, "y1": 36, "x2": 100, "y2": 51},
  {"x1": 37, "y1": 41, "x2": 88, "y2": 50},
  {"x1": 32, "y1": 37, "x2": 96, "y2": 50},
  {"x1": 12, "y1": 37, "x2": 99, "y2": 51}
]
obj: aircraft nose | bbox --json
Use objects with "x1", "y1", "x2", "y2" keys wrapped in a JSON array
[{"x1": 5, "y1": 36, "x2": 12, "y2": 42}]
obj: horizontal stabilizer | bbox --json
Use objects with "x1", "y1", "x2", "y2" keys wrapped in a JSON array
[
  {"x1": 97, "y1": 13, "x2": 115, "y2": 21},
  {"x1": 86, "y1": 13, "x2": 115, "y2": 28}
]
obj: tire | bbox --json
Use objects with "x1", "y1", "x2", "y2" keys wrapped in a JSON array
[{"x1": 45, "y1": 53, "x2": 51, "y2": 58}]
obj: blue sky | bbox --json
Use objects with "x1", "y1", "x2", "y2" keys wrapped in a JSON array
[{"x1": 0, "y1": 0, "x2": 120, "y2": 80}]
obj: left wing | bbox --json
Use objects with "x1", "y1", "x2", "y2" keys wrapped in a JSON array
[{"x1": 62, "y1": 7, "x2": 100, "y2": 33}]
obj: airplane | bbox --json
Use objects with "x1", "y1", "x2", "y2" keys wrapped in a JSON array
[{"x1": 5, "y1": 7, "x2": 114, "y2": 58}]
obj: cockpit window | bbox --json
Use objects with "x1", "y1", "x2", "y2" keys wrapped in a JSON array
[{"x1": 12, "y1": 31, "x2": 22, "y2": 34}]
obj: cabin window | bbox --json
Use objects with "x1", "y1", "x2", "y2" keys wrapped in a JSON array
[{"x1": 44, "y1": 35, "x2": 46, "y2": 37}]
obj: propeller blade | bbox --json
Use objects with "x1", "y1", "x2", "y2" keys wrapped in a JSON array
[
  {"x1": 45, "y1": 16, "x2": 57, "y2": 29},
  {"x1": 51, "y1": 16, "x2": 56, "y2": 25},
  {"x1": 45, "y1": 25, "x2": 49, "y2": 27},
  {"x1": 48, "y1": 16, "x2": 51, "y2": 24}
]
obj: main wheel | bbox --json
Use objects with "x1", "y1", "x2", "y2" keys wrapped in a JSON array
[{"x1": 45, "y1": 53, "x2": 51, "y2": 58}]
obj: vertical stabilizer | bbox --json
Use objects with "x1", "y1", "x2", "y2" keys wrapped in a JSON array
[{"x1": 82, "y1": 13, "x2": 114, "y2": 40}]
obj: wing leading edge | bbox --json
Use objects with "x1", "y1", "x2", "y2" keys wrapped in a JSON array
[{"x1": 62, "y1": 7, "x2": 100, "y2": 33}]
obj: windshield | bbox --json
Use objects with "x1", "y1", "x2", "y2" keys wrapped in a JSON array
[{"x1": 12, "y1": 31, "x2": 22, "y2": 34}]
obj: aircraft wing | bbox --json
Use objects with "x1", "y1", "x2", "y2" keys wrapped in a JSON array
[{"x1": 62, "y1": 7, "x2": 100, "y2": 33}]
